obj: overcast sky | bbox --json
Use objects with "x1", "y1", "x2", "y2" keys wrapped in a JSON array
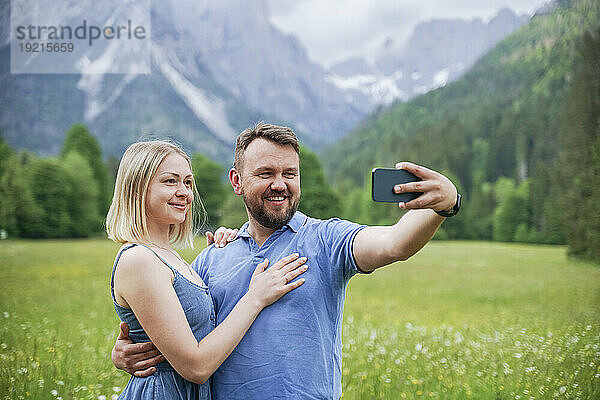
[{"x1": 266, "y1": 0, "x2": 549, "y2": 69}]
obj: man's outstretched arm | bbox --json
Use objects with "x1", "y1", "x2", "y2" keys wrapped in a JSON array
[{"x1": 353, "y1": 162, "x2": 458, "y2": 272}]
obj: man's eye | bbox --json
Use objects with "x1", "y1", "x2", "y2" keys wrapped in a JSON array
[
  {"x1": 284, "y1": 173, "x2": 297, "y2": 178},
  {"x1": 258, "y1": 173, "x2": 271, "y2": 178}
]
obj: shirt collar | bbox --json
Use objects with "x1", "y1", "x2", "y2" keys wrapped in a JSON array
[
  {"x1": 237, "y1": 211, "x2": 307, "y2": 238},
  {"x1": 287, "y1": 211, "x2": 307, "y2": 232}
]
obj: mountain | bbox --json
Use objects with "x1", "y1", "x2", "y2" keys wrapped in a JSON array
[
  {"x1": 184, "y1": 0, "x2": 367, "y2": 144},
  {"x1": 0, "y1": 1, "x2": 545, "y2": 162},
  {"x1": 326, "y1": 8, "x2": 529, "y2": 108},
  {"x1": 1, "y1": 1, "x2": 262, "y2": 160},
  {"x1": 323, "y1": 0, "x2": 599, "y2": 244},
  {"x1": 0, "y1": 0, "x2": 363, "y2": 161}
]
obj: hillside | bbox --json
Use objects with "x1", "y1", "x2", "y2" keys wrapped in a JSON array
[{"x1": 323, "y1": 0, "x2": 600, "y2": 249}]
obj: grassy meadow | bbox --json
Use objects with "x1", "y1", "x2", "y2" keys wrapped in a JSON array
[{"x1": 0, "y1": 239, "x2": 598, "y2": 399}]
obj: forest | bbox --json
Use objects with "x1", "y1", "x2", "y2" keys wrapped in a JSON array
[{"x1": 0, "y1": 123, "x2": 341, "y2": 241}]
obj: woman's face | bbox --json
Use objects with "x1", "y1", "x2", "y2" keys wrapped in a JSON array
[{"x1": 145, "y1": 152, "x2": 194, "y2": 226}]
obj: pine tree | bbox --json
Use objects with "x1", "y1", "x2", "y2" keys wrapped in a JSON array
[
  {"x1": 219, "y1": 192, "x2": 249, "y2": 230},
  {"x1": 61, "y1": 123, "x2": 110, "y2": 215},
  {"x1": 0, "y1": 131, "x2": 13, "y2": 179},
  {"x1": 0, "y1": 135, "x2": 16, "y2": 235},
  {"x1": 29, "y1": 158, "x2": 72, "y2": 238},
  {"x1": 493, "y1": 178, "x2": 529, "y2": 242},
  {"x1": 5, "y1": 153, "x2": 49, "y2": 238},
  {"x1": 62, "y1": 152, "x2": 103, "y2": 237},
  {"x1": 191, "y1": 153, "x2": 227, "y2": 230},
  {"x1": 299, "y1": 146, "x2": 341, "y2": 219},
  {"x1": 558, "y1": 27, "x2": 600, "y2": 262}
]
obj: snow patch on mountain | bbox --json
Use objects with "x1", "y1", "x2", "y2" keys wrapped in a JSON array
[
  {"x1": 153, "y1": 50, "x2": 236, "y2": 143},
  {"x1": 76, "y1": 39, "x2": 145, "y2": 121},
  {"x1": 78, "y1": 73, "x2": 137, "y2": 121},
  {"x1": 432, "y1": 68, "x2": 450, "y2": 89},
  {"x1": 326, "y1": 74, "x2": 377, "y2": 92},
  {"x1": 326, "y1": 73, "x2": 404, "y2": 105}
]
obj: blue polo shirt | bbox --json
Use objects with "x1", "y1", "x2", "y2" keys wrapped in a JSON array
[{"x1": 191, "y1": 211, "x2": 367, "y2": 400}]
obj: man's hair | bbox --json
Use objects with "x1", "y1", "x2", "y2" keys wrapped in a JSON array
[
  {"x1": 106, "y1": 140, "x2": 203, "y2": 249},
  {"x1": 234, "y1": 122, "x2": 299, "y2": 171}
]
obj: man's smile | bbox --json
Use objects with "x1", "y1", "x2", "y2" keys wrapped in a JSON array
[{"x1": 264, "y1": 193, "x2": 290, "y2": 207}]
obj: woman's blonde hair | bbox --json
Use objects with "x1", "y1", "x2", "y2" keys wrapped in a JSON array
[{"x1": 106, "y1": 140, "x2": 203, "y2": 248}]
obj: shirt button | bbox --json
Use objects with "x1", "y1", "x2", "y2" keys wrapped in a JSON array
[{"x1": 210, "y1": 314, "x2": 215, "y2": 321}]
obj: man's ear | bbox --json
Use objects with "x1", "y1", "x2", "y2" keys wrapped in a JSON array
[{"x1": 229, "y1": 168, "x2": 243, "y2": 196}]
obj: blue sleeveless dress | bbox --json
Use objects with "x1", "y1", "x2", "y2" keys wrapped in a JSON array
[{"x1": 110, "y1": 244, "x2": 216, "y2": 400}]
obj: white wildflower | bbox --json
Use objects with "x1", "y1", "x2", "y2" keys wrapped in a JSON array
[{"x1": 559, "y1": 386, "x2": 566, "y2": 394}]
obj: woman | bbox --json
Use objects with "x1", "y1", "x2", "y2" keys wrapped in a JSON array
[{"x1": 106, "y1": 140, "x2": 307, "y2": 399}]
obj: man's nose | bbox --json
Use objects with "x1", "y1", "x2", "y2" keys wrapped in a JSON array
[{"x1": 270, "y1": 176, "x2": 286, "y2": 191}]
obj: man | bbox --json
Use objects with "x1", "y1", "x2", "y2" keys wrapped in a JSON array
[{"x1": 112, "y1": 122, "x2": 460, "y2": 399}]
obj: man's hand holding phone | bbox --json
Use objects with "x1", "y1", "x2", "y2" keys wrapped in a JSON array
[
  {"x1": 393, "y1": 162, "x2": 458, "y2": 213},
  {"x1": 372, "y1": 162, "x2": 458, "y2": 214}
]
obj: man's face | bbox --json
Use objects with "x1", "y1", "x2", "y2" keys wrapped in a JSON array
[{"x1": 236, "y1": 138, "x2": 300, "y2": 230}]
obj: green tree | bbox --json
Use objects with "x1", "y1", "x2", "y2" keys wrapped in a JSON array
[
  {"x1": 219, "y1": 192, "x2": 249, "y2": 229},
  {"x1": 558, "y1": 27, "x2": 600, "y2": 261},
  {"x1": 191, "y1": 153, "x2": 227, "y2": 229},
  {"x1": 357, "y1": 186, "x2": 383, "y2": 226},
  {"x1": 61, "y1": 123, "x2": 110, "y2": 215},
  {"x1": 462, "y1": 181, "x2": 494, "y2": 240},
  {"x1": 29, "y1": 158, "x2": 72, "y2": 238},
  {"x1": 299, "y1": 146, "x2": 341, "y2": 219},
  {"x1": 0, "y1": 171, "x2": 17, "y2": 236},
  {"x1": 493, "y1": 178, "x2": 530, "y2": 242},
  {"x1": 1, "y1": 153, "x2": 47, "y2": 238},
  {"x1": 341, "y1": 187, "x2": 364, "y2": 223},
  {"x1": 0, "y1": 132, "x2": 13, "y2": 179},
  {"x1": 0, "y1": 136, "x2": 16, "y2": 235},
  {"x1": 61, "y1": 152, "x2": 103, "y2": 237}
]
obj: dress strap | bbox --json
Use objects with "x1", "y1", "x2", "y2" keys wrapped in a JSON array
[
  {"x1": 110, "y1": 243, "x2": 137, "y2": 302},
  {"x1": 109, "y1": 243, "x2": 178, "y2": 302}
]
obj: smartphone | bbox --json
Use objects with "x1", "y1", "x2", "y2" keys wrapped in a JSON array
[{"x1": 372, "y1": 168, "x2": 423, "y2": 203}]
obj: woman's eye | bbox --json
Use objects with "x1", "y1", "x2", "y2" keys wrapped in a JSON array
[
  {"x1": 185, "y1": 180, "x2": 193, "y2": 186},
  {"x1": 165, "y1": 179, "x2": 176, "y2": 184}
]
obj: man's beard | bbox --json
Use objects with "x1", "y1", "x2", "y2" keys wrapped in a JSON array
[{"x1": 242, "y1": 190, "x2": 299, "y2": 230}]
